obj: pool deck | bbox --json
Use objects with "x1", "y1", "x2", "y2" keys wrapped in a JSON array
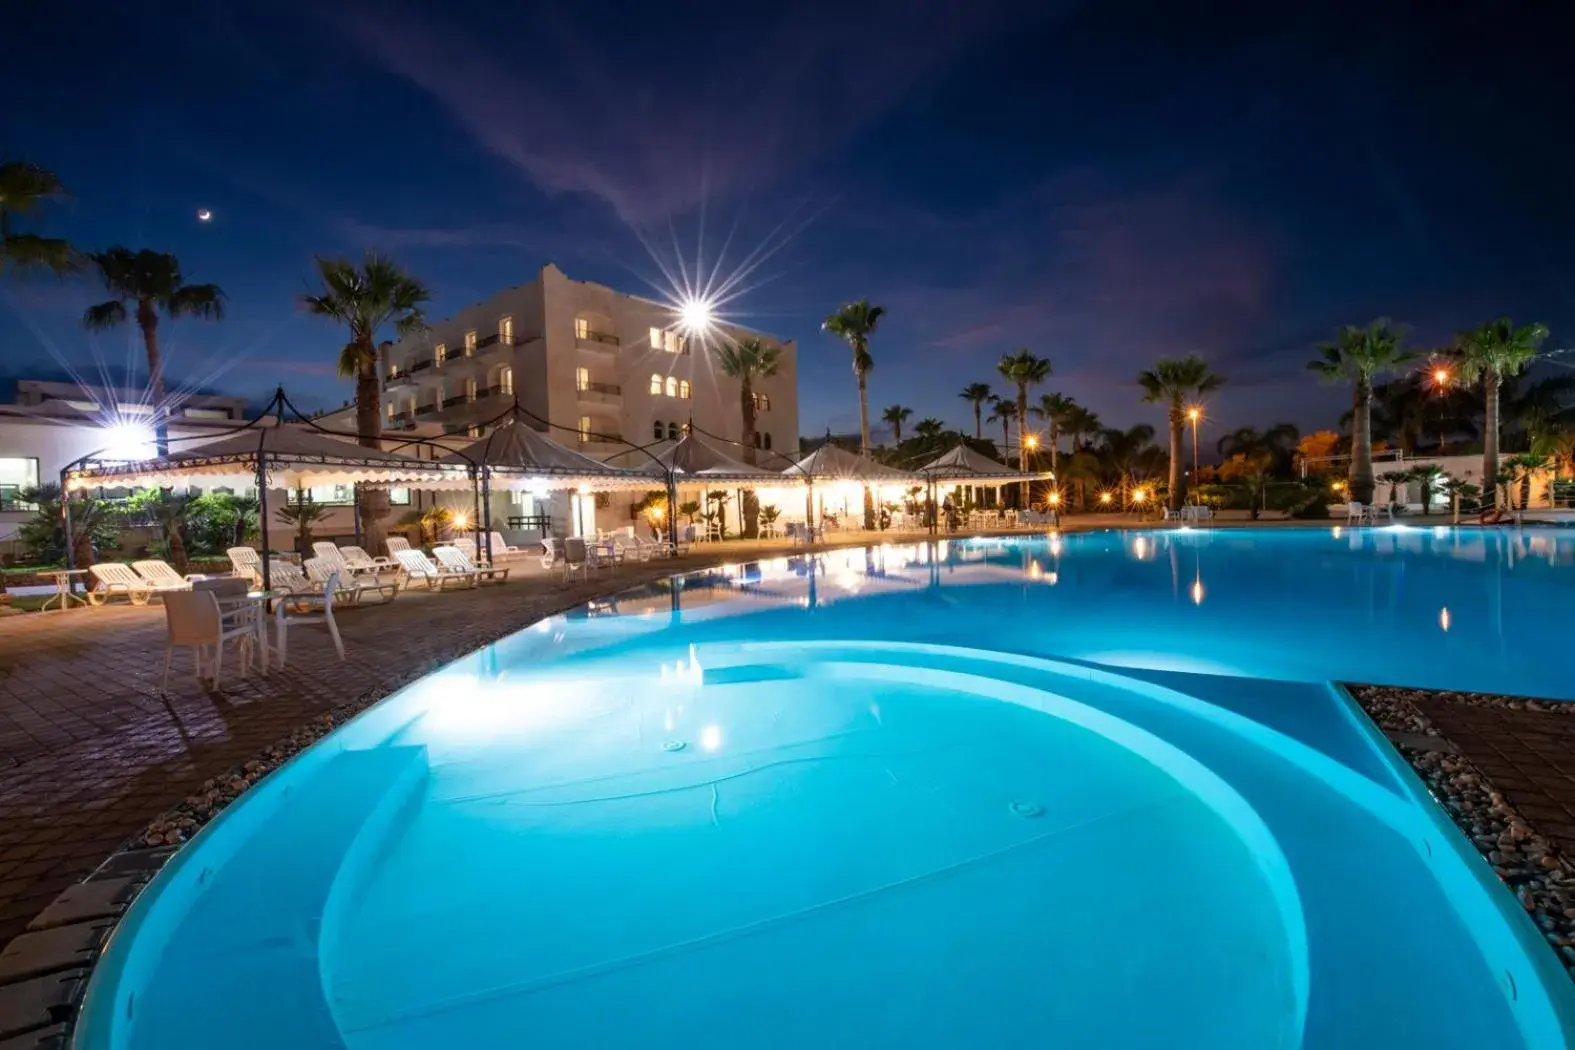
[{"x1": 0, "y1": 517, "x2": 1559, "y2": 1045}]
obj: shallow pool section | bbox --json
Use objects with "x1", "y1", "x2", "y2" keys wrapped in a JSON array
[{"x1": 78, "y1": 531, "x2": 1575, "y2": 1049}]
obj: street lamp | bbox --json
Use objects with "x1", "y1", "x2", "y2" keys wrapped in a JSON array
[{"x1": 1185, "y1": 405, "x2": 1202, "y2": 486}]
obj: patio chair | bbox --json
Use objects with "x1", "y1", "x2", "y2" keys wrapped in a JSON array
[
  {"x1": 274, "y1": 571, "x2": 346, "y2": 669},
  {"x1": 161, "y1": 588, "x2": 260, "y2": 690},
  {"x1": 305, "y1": 556, "x2": 398, "y2": 604},
  {"x1": 311, "y1": 541, "x2": 386, "y2": 580},
  {"x1": 268, "y1": 562, "x2": 318, "y2": 597},
  {"x1": 560, "y1": 537, "x2": 591, "y2": 582},
  {"x1": 634, "y1": 533, "x2": 677, "y2": 559},
  {"x1": 394, "y1": 547, "x2": 477, "y2": 590},
  {"x1": 541, "y1": 536, "x2": 564, "y2": 571},
  {"x1": 132, "y1": 560, "x2": 207, "y2": 593},
  {"x1": 227, "y1": 546, "x2": 263, "y2": 585},
  {"x1": 433, "y1": 545, "x2": 509, "y2": 584},
  {"x1": 86, "y1": 563, "x2": 154, "y2": 606},
  {"x1": 614, "y1": 533, "x2": 652, "y2": 562},
  {"x1": 339, "y1": 545, "x2": 398, "y2": 575},
  {"x1": 385, "y1": 536, "x2": 413, "y2": 558},
  {"x1": 1345, "y1": 501, "x2": 1365, "y2": 524}
]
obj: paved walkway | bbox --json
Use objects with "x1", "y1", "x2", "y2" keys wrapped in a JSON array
[{"x1": 0, "y1": 540, "x2": 861, "y2": 945}]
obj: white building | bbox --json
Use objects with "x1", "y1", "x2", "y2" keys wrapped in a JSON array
[{"x1": 321, "y1": 263, "x2": 801, "y2": 535}]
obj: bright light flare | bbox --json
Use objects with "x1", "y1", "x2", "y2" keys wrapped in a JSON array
[
  {"x1": 1191, "y1": 579, "x2": 1205, "y2": 605},
  {"x1": 1432, "y1": 367, "x2": 1452, "y2": 388},
  {"x1": 679, "y1": 297, "x2": 716, "y2": 334},
  {"x1": 1023, "y1": 434, "x2": 1039, "y2": 450},
  {"x1": 451, "y1": 511, "x2": 471, "y2": 531},
  {"x1": 1186, "y1": 405, "x2": 1202, "y2": 422},
  {"x1": 1133, "y1": 488, "x2": 1148, "y2": 503},
  {"x1": 196, "y1": 208, "x2": 213, "y2": 222},
  {"x1": 100, "y1": 421, "x2": 157, "y2": 461}
]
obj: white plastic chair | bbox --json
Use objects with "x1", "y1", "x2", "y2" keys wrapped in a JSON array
[
  {"x1": 86, "y1": 563, "x2": 154, "y2": 606},
  {"x1": 227, "y1": 547, "x2": 263, "y2": 585},
  {"x1": 433, "y1": 545, "x2": 507, "y2": 584},
  {"x1": 394, "y1": 548, "x2": 476, "y2": 589},
  {"x1": 385, "y1": 536, "x2": 413, "y2": 558},
  {"x1": 161, "y1": 588, "x2": 259, "y2": 690},
  {"x1": 540, "y1": 536, "x2": 564, "y2": 571},
  {"x1": 339, "y1": 545, "x2": 397, "y2": 575},
  {"x1": 274, "y1": 571, "x2": 345, "y2": 668},
  {"x1": 1346, "y1": 501, "x2": 1365, "y2": 524},
  {"x1": 560, "y1": 537, "x2": 591, "y2": 582},
  {"x1": 132, "y1": 560, "x2": 205, "y2": 592}
]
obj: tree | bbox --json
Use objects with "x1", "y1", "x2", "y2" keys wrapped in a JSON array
[
  {"x1": 997, "y1": 350, "x2": 1052, "y2": 500},
  {"x1": 881, "y1": 403, "x2": 913, "y2": 444},
  {"x1": 1091, "y1": 424, "x2": 1165, "y2": 506},
  {"x1": 1138, "y1": 354, "x2": 1225, "y2": 510},
  {"x1": 15, "y1": 484, "x2": 117, "y2": 566},
  {"x1": 1216, "y1": 425, "x2": 1298, "y2": 518},
  {"x1": 959, "y1": 383, "x2": 993, "y2": 440},
  {"x1": 301, "y1": 252, "x2": 430, "y2": 554},
  {"x1": 988, "y1": 397, "x2": 1018, "y2": 452},
  {"x1": 276, "y1": 489, "x2": 332, "y2": 556},
  {"x1": 1308, "y1": 319, "x2": 1411, "y2": 506},
  {"x1": 914, "y1": 417, "x2": 945, "y2": 440},
  {"x1": 713, "y1": 335, "x2": 782, "y2": 537},
  {"x1": 823, "y1": 299, "x2": 885, "y2": 529},
  {"x1": 1452, "y1": 318, "x2": 1550, "y2": 506},
  {"x1": 1032, "y1": 392, "x2": 1077, "y2": 476},
  {"x1": 127, "y1": 489, "x2": 193, "y2": 573},
  {"x1": 0, "y1": 160, "x2": 77, "y2": 277},
  {"x1": 83, "y1": 249, "x2": 225, "y2": 455},
  {"x1": 1061, "y1": 404, "x2": 1101, "y2": 454}
]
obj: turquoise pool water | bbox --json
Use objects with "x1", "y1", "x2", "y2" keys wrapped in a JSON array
[{"x1": 80, "y1": 528, "x2": 1575, "y2": 1048}]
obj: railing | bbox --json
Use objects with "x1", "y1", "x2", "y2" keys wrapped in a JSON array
[
  {"x1": 476, "y1": 333, "x2": 502, "y2": 352},
  {"x1": 579, "y1": 431, "x2": 625, "y2": 446},
  {"x1": 386, "y1": 371, "x2": 414, "y2": 386},
  {"x1": 576, "y1": 330, "x2": 620, "y2": 347},
  {"x1": 413, "y1": 404, "x2": 439, "y2": 418},
  {"x1": 578, "y1": 381, "x2": 622, "y2": 397},
  {"x1": 408, "y1": 358, "x2": 434, "y2": 373},
  {"x1": 442, "y1": 394, "x2": 468, "y2": 408}
]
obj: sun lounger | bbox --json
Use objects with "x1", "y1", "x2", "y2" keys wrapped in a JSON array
[
  {"x1": 86, "y1": 563, "x2": 154, "y2": 606},
  {"x1": 132, "y1": 560, "x2": 206, "y2": 592},
  {"x1": 394, "y1": 548, "x2": 477, "y2": 589},
  {"x1": 434, "y1": 545, "x2": 508, "y2": 584},
  {"x1": 227, "y1": 546, "x2": 263, "y2": 585},
  {"x1": 304, "y1": 556, "x2": 398, "y2": 604}
]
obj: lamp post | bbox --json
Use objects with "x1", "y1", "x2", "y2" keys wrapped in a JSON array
[{"x1": 1186, "y1": 405, "x2": 1202, "y2": 497}]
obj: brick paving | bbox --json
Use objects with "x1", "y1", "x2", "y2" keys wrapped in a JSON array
[
  {"x1": 0, "y1": 542, "x2": 846, "y2": 950},
  {"x1": 1413, "y1": 698, "x2": 1575, "y2": 857}
]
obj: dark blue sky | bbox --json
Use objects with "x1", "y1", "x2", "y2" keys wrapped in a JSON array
[{"x1": 6, "y1": 1, "x2": 1575, "y2": 441}]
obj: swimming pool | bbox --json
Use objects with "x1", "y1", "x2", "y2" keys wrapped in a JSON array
[{"x1": 79, "y1": 528, "x2": 1575, "y2": 1048}]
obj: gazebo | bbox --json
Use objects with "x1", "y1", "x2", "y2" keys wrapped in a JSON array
[
  {"x1": 632, "y1": 432, "x2": 784, "y2": 539},
  {"x1": 785, "y1": 443, "x2": 918, "y2": 530},
  {"x1": 62, "y1": 414, "x2": 466, "y2": 589},
  {"x1": 916, "y1": 442, "x2": 1055, "y2": 527},
  {"x1": 429, "y1": 418, "x2": 654, "y2": 554}
]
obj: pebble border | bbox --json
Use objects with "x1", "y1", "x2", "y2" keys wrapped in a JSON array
[{"x1": 1351, "y1": 685, "x2": 1575, "y2": 982}]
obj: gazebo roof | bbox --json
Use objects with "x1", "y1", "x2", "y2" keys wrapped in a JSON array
[
  {"x1": 917, "y1": 443, "x2": 1053, "y2": 481},
  {"x1": 788, "y1": 443, "x2": 916, "y2": 483},
  {"x1": 434, "y1": 419, "x2": 651, "y2": 490},
  {"x1": 636, "y1": 432, "x2": 782, "y2": 484},
  {"x1": 64, "y1": 423, "x2": 466, "y2": 491}
]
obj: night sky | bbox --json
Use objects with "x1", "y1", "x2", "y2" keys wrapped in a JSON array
[{"x1": 6, "y1": 1, "x2": 1575, "y2": 443}]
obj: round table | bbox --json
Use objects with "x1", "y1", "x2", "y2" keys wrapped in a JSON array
[{"x1": 39, "y1": 569, "x2": 91, "y2": 611}]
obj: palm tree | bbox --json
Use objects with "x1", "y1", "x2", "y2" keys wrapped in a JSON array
[
  {"x1": 988, "y1": 397, "x2": 1018, "y2": 452},
  {"x1": 0, "y1": 160, "x2": 77, "y2": 276},
  {"x1": 997, "y1": 351, "x2": 1052, "y2": 500},
  {"x1": 822, "y1": 300, "x2": 885, "y2": 457},
  {"x1": 881, "y1": 403, "x2": 913, "y2": 444},
  {"x1": 1307, "y1": 319, "x2": 1411, "y2": 506},
  {"x1": 1137, "y1": 354, "x2": 1225, "y2": 510},
  {"x1": 1454, "y1": 318, "x2": 1552, "y2": 504},
  {"x1": 959, "y1": 383, "x2": 993, "y2": 440},
  {"x1": 914, "y1": 417, "x2": 945, "y2": 440},
  {"x1": 301, "y1": 252, "x2": 430, "y2": 554},
  {"x1": 1061, "y1": 404, "x2": 1101, "y2": 454},
  {"x1": 1216, "y1": 425, "x2": 1299, "y2": 517},
  {"x1": 713, "y1": 335, "x2": 782, "y2": 537},
  {"x1": 1032, "y1": 392, "x2": 1077, "y2": 476},
  {"x1": 82, "y1": 249, "x2": 225, "y2": 455}
]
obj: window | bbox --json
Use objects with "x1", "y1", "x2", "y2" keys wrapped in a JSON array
[
  {"x1": 0, "y1": 456, "x2": 40, "y2": 511},
  {"x1": 499, "y1": 316, "x2": 513, "y2": 344},
  {"x1": 389, "y1": 487, "x2": 411, "y2": 507},
  {"x1": 435, "y1": 343, "x2": 447, "y2": 366},
  {"x1": 468, "y1": 425, "x2": 482, "y2": 438},
  {"x1": 764, "y1": 433, "x2": 773, "y2": 451},
  {"x1": 668, "y1": 422, "x2": 679, "y2": 440},
  {"x1": 650, "y1": 373, "x2": 663, "y2": 395},
  {"x1": 753, "y1": 432, "x2": 762, "y2": 448},
  {"x1": 578, "y1": 415, "x2": 592, "y2": 441},
  {"x1": 665, "y1": 376, "x2": 678, "y2": 398},
  {"x1": 387, "y1": 364, "x2": 400, "y2": 379},
  {"x1": 653, "y1": 420, "x2": 665, "y2": 440},
  {"x1": 650, "y1": 326, "x2": 662, "y2": 350},
  {"x1": 464, "y1": 330, "x2": 477, "y2": 355},
  {"x1": 407, "y1": 396, "x2": 418, "y2": 418},
  {"x1": 649, "y1": 328, "x2": 687, "y2": 354},
  {"x1": 184, "y1": 407, "x2": 231, "y2": 420},
  {"x1": 576, "y1": 317, "x2": 590, "y2": 340},
  {"x1": 292, "y1": 484, "x2": 354, "y2": 505},
  {"x1": 500, "y1": 367, "x2": 513, "y2": 395},
  {"x1": 679, "y1": 380, "x2": 691, "y2": 399},
  {"x1": 465, "y1": 377, "x2": 478, "y2": 402},
  {"x1": 386, "y1": 402, "x2": 395, "y2": 422},
  {"x1": 576, "y1": 366, "x2": 590, "y2": 392},
  {"x1": 753, "y1": 393, "x2": 771, "y2": 412},
  {"x1": 676, "y1": 333, "x2": 688, "y2": 355}
]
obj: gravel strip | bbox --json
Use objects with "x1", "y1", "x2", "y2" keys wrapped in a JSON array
[{"x1": 1350, "y1": 684, "x2": 1575, "y2": 981}]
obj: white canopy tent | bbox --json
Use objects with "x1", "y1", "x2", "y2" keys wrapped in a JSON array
[
  {"x1": 782, "y1": 443, "x2": 919, "y2": 532},
  {"x1": 916, "y1": 443, "x2": 1052, "y2": 485}
]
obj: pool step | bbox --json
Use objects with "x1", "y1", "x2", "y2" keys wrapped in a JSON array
[{"x1": 123, "y1": 746, "x2": 428, "y2": 1050}]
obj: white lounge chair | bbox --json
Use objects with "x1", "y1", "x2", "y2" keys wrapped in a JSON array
[
  {"x1": 311, "y1": 541, "x2": 387, "y2": 580},
  {"x1": 305, "y1": 555, "x2": 398, "y2": 604},
  {"x1": 274, "y1": 571, "x2": 345, "y2": 668},
  {"x1": 227, "y1": 546, "x2": 263, "y2": 585},
  {"x1": 385, "y1": 536, "x2": 413, "y2": 558},
  {"x1": 433, "y1": 545, "x2": 508, "y2": 584},
  {"x1": 540, "y1": 536, "x2": 564, "y2": 571},
  {"x1": 161, "y1": 588, "x2": 261, "y2": 690},
  {"x1": 469, "y1": 531, "x2": 531, "y2": 562},
  {"x1": 613, "y1": 533, "x2": 650, "y2": 562},
  {"x1": 394, "y1": 547, "x2": 477, "y2": 589},
  {"x1": 635, "y1": 533, "x2": 677, "y2": 558},
  {"x1": 86, "y1": 563, "x2": 153, "y2": 606},
  {"x1": 132, "y1": 560, "x2": 206, "y2": 593},
  {"x1": 338, "y1": 545, "x2": 398, "y2": 575}
]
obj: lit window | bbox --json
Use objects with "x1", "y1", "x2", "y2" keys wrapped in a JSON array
[
  {"x1": 183, "y1": 407, "x2": 230, "y2": 420},
  {"x1": 465, "y1": 378, "x2": 478, "y2": 402},
  {"x1": 468, "y1": 426, "x2": 482, "y2": 438},
  {"x1": 576, "y1": 367, "x2": 590, "y2": 391},
  {"x1": 500, "y1": 316, "x2": 513, "y2": 344},
  {"x1": 435, "y1": 343, "x2": 447, "y2": 366},
  {"x1": 676, "y1": 333, "x2": 688, "y2": 355},
  {"x1": 665, "y1": 376, "x2": 678, "y2": 398},
  {"x1": 500, "y1": 367, "x2": 514, "y2": 395},
  {"x1": 753, "y1": 393, "x2": 771, "y2": 412},
  {"x1": 575, "y1": 317, "x2": 590, "y2": 339},
  {"x1": 650, "y1": 326, "x2": 662, "y2": 349},
  {"x1": 653, "y1": 420, "x2": 664, "y2": 440},
  {"x1": 0, "y1": 457, "x2": 40, "y2": 511},
  {"x1": 578, "y1": 415, "x2": 592, "y2": 441},
  {"x1": 668, "y1": 422, "x2": 679, "y2": 440},
  {"x1": 388, "y1": 364, "x2": 400, "y2": 379},
  {"x1": 386, "y1": 402, "x2": 395, "y2": 421},
  {"x1": 464, "y1": 330, "x2": 477, "y2": 355},
  {"x1": 389, "y1": 487, "x2": 411, "y2": 507},
  {"x1": 650, "y1": 373, "x2": 663, "y2": 395},
  {"x1": 679, "y1": 380, "x2": 691, "y2": 399},
  {"x1": 407, "y1": 397, "x2": 417, "y2": 417}
]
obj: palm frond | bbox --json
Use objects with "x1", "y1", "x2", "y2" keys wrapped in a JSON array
[
  {"x1": 0, "y1": 233, "x2": 80, "y2": 276},
  {"x1": 82, "y1": 300, "x2": 128, "y2": 331},
  {"x1": 165, "y1": 283, "x2": 225, "y2": 320}
]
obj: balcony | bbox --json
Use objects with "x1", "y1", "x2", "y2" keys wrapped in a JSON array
[
  {"x1": 386, "y1": 371, "x2": 415, "y2": 388},
  {"x1": 578, "y1": 431, "x2": 625, "y2": 454},
  {"x1": 576, "y1": 380, "x2": 622, "y2": 406},
  {"x1": 408, "y1": 358, "x2": 434, "y2": 374},
  {"x1": 413, "y1": 404, "x2": 440, "y2": 418},
  {"x1": 442, "y1": 394, "x2": 469, "y2": 408},
  {"x1": 575, "y1": 329, "x2": 620, "y2": 352}
]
